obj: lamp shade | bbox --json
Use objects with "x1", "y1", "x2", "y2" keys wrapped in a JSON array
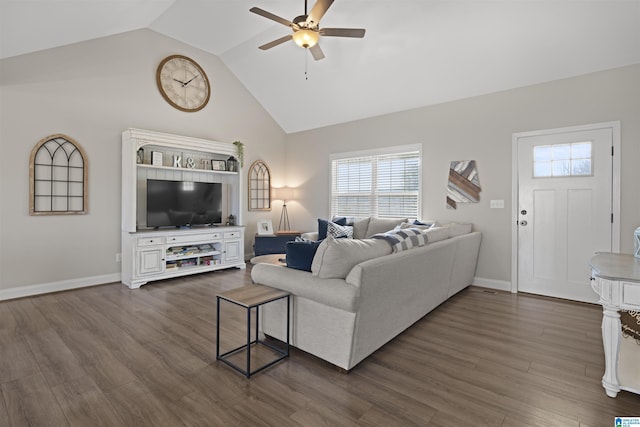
[
  {"x1": 292, "y1": 29, "x2": 319, "y2": 48},
  {"x1": 273, "y1": 187, "x2": 294, "y2": 201}
]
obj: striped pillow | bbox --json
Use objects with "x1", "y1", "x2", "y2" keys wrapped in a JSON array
[{"x1": 371, "y1": 228, "x2": 427, "y2": 252}]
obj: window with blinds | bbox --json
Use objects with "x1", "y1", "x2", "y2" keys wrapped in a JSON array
[{"x1": 330, "y1": 145, "x2": 421, "y2": 219}]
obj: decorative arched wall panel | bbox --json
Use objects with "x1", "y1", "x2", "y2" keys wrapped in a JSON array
[
  {"x1": 29, "y1": 134, "x2": 88, "y2": 215},
  {"x1": 248, "y1": 160, "x2": 271, "y2": 211}
]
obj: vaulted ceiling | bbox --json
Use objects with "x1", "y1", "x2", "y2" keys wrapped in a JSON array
[{"x1": 2, "y1": 1, "x2": 639, "y2": 133}]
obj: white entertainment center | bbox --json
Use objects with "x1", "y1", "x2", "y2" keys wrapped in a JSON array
[{"x1": 121, "y1": 128, "x2": 245, "y2": 289}]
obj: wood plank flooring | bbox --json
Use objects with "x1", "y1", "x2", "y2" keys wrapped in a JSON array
[{"x1": 0, "y1": 266, "x2": 639, "y2": 426}]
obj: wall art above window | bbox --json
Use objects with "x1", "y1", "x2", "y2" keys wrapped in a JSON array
[{"x1": 29, "y1": 134, "x2": 88, "y2": 215}]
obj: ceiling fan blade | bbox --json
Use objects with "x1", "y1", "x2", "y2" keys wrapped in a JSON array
[
  {"x1": 309, "y1": 44, "x2": 325, "y2": 61},
  {"x1": 258, "y1": 35, "x2": 292, "y2": 50},
  {"x1": 307, "y1": 0, "x2": 334, "y2": 26},
  {"x1": 320, "y1": 28, "x2": 366, "y2": 38},
  {"x1": 250, "y1": 7, "x2": 295, "y2": 28}
]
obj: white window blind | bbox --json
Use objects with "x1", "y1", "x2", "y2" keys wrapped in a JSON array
[{"x1": 331, "y1": 146, "x2": 421, "y2": 219}]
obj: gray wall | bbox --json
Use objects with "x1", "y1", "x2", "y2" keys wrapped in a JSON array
[
  {"x1": 284, "y1": 64, "x2": 640, "y2": 285},
  {"x1": 0, "y1": 29, "x2": 287, "y2": 291},
  {"x1": 1, "y1": 26, "x2": 637, "y2": 294}
]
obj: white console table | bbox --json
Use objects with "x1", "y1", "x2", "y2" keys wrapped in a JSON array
[{"x1": 589, "y1": 252, "x2": 640, "y2": 398}]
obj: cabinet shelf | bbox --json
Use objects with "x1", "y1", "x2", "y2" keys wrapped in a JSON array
[
  {"x1": 166, "y1": 250, "x2": 222, "y2": 261},
  {"x1": 165, "y1": 263, "x2": 221, "y2": 273},
  {"x1": 137, "y1": 163, "x2": 237, "y2": 175}
]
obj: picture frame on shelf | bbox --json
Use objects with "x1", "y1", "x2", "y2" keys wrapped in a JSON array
[
  {"x1": 151, "y1": 151, "x2": 163, "y2": 166},
  {"x1": 211, "y1": 160, "x2": 227, "y2": 171},
  {"x1": 257, "y1": 219, "x2": 274, "y2": 235}
]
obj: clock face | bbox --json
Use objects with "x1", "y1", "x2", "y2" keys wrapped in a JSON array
[{"x1": 156, "y1": 55, "x2": 210, "y2": 112}]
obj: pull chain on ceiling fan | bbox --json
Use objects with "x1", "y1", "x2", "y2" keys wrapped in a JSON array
[{"x1": 250, "y1": 0, "x2": 366, "y2": 61}]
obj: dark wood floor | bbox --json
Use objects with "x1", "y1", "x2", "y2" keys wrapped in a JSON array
[{"x1": 0, "y1": 265, "x2": 639, "y2": 426}]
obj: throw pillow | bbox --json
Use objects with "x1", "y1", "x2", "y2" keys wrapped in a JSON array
[
  {"x1": 372, "y1": 228, "x2": 427, "y2": 253},
  {"x1": 365, "y1": 217, "x2": 408, "y2": 237},
  {"x1": 327, "y1": 221, "x2": 354, "y2": 239},
  {"x1": 398, "y1": 221, "x2": 432, "y2": 231},
  {"x1": 311, "y1": 236, "x2": 392, "y2": 279},
  {"x1": 317, "y1": 217, "x2": 347, "y2": 240},
  {"x1": 285, "y1": 240, "x2": 321, "y2": 272}
]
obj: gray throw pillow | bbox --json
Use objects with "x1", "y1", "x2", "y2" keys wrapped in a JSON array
[{"x1": 311, "y1": 236, "x2": 392, "y2": 279}]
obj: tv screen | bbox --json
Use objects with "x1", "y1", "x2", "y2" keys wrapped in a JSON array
[{"x1": 147, "y1": 179, "x2": 222, "y2": 228}]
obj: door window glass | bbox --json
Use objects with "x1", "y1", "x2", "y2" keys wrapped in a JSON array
[{"x1": 533, "y1": 141, "x2": 592, "y2": 177}]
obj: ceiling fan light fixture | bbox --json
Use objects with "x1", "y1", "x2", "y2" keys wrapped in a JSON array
[{"x1": 292, "y1": 29, "x2": 319, "y2": 48}]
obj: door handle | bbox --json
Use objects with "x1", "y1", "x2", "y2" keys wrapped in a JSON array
[{"x1": 519, "y1": 220, "x2": 528, "y2": 226}]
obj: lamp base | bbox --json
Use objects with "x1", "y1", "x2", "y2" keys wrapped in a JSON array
[{"x1": 278, "y1": 204, "x2": 291, "y2": 232}]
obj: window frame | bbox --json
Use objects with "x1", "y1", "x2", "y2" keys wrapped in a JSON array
[{"x1": 330, "y1": 144, "x2": 422, "y2": 220}]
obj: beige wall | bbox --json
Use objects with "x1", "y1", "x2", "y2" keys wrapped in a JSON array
[
  {"x1": 0, "y1": 29, "x2": 287, "y2": 292},
  {"x1": 284, "y1": 64, "x2": 640, "y2": 285}
]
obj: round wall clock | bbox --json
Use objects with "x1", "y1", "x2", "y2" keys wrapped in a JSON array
[{"x1": 156, "y1": 55, "x2": 211, "y2": 112}]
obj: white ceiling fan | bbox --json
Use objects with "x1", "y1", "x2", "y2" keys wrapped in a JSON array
[{"x1": 250, "y1": 0, "x2": 366, "y2": 61}]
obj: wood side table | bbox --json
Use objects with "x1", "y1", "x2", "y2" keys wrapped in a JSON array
[{"x1": 216, "y1": 284, "x2": 290, "y2": 377}]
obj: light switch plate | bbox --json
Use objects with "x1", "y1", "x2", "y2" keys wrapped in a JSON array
[{"x1": 490, "y1": 199, "x2": 505, "y2": 209}]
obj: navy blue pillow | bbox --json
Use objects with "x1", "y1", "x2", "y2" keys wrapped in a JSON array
[
  {"x1": 317, "y1": 217, "x2": 347, "y2": 240},
  {"x1": 285, "y1": 240, "x2": 321, "y2": 272}
]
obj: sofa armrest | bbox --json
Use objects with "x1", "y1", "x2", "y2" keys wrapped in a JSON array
[{"x1": 251, "y1": 263, "x2": 359, "y2": 312}]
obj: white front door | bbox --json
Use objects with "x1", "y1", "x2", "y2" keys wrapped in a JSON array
[{"x1": 515, "y1": 124, "x2": 618, "y2": 303}]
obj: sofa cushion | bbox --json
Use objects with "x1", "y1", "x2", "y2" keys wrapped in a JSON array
[
  {"x1": 311, "y1": 236, "x2": 392, "y2": 279},
  {"x1": 364, "y1": 217, "x2": 408, "y2": 237},
  {"x1": 352, "y1": 217, "x2": 371, "y2": 239},
  {"x1": 327, "y1": 221, "x2": 354, "y2": 239},
  {"x1": 441, "y1": 222, "x2": 473, "y2": 237},
  {"x1": 318, "y1": 217, "x2": 347, "y2": 240},
  {"x1": 251, "y1": 263, "x2": 359, "y2": 312},
  {"x1": 372, "y1": 228, "x2": 427, "y2": 252},
  {"x1": 285, "y1": 240, "x2": 322, "y2": 272},
  {"x1": 424, "y1": 227, "x2": 450, "y2": 243}
]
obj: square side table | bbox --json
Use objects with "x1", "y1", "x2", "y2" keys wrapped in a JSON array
[{"x1": 216, "y1": 284, "x2": 290, "y2": 377}]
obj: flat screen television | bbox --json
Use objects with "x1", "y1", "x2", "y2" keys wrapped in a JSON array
[{"x1": 147, "y1": 179, "x2": 222, "y2": 228}]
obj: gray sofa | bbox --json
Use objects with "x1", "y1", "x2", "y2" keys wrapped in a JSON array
[{"x1": 251, "y1": 222, "x2": 482, "y2": 371}]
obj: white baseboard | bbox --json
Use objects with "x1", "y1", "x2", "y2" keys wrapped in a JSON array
[
  {"x1": 0, "y1": 273, "x2": 511, "y2": 301},
  {"x1": 472, "y1": 276, "x2": 512, "y2": 292},
  {"x1": 0, "y1": 273, "x2": 122, "y2": 301}
]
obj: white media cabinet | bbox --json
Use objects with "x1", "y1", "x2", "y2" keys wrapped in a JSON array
[{"x1": 121, "y1": 129, "x2": 245, "y2": 289}]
